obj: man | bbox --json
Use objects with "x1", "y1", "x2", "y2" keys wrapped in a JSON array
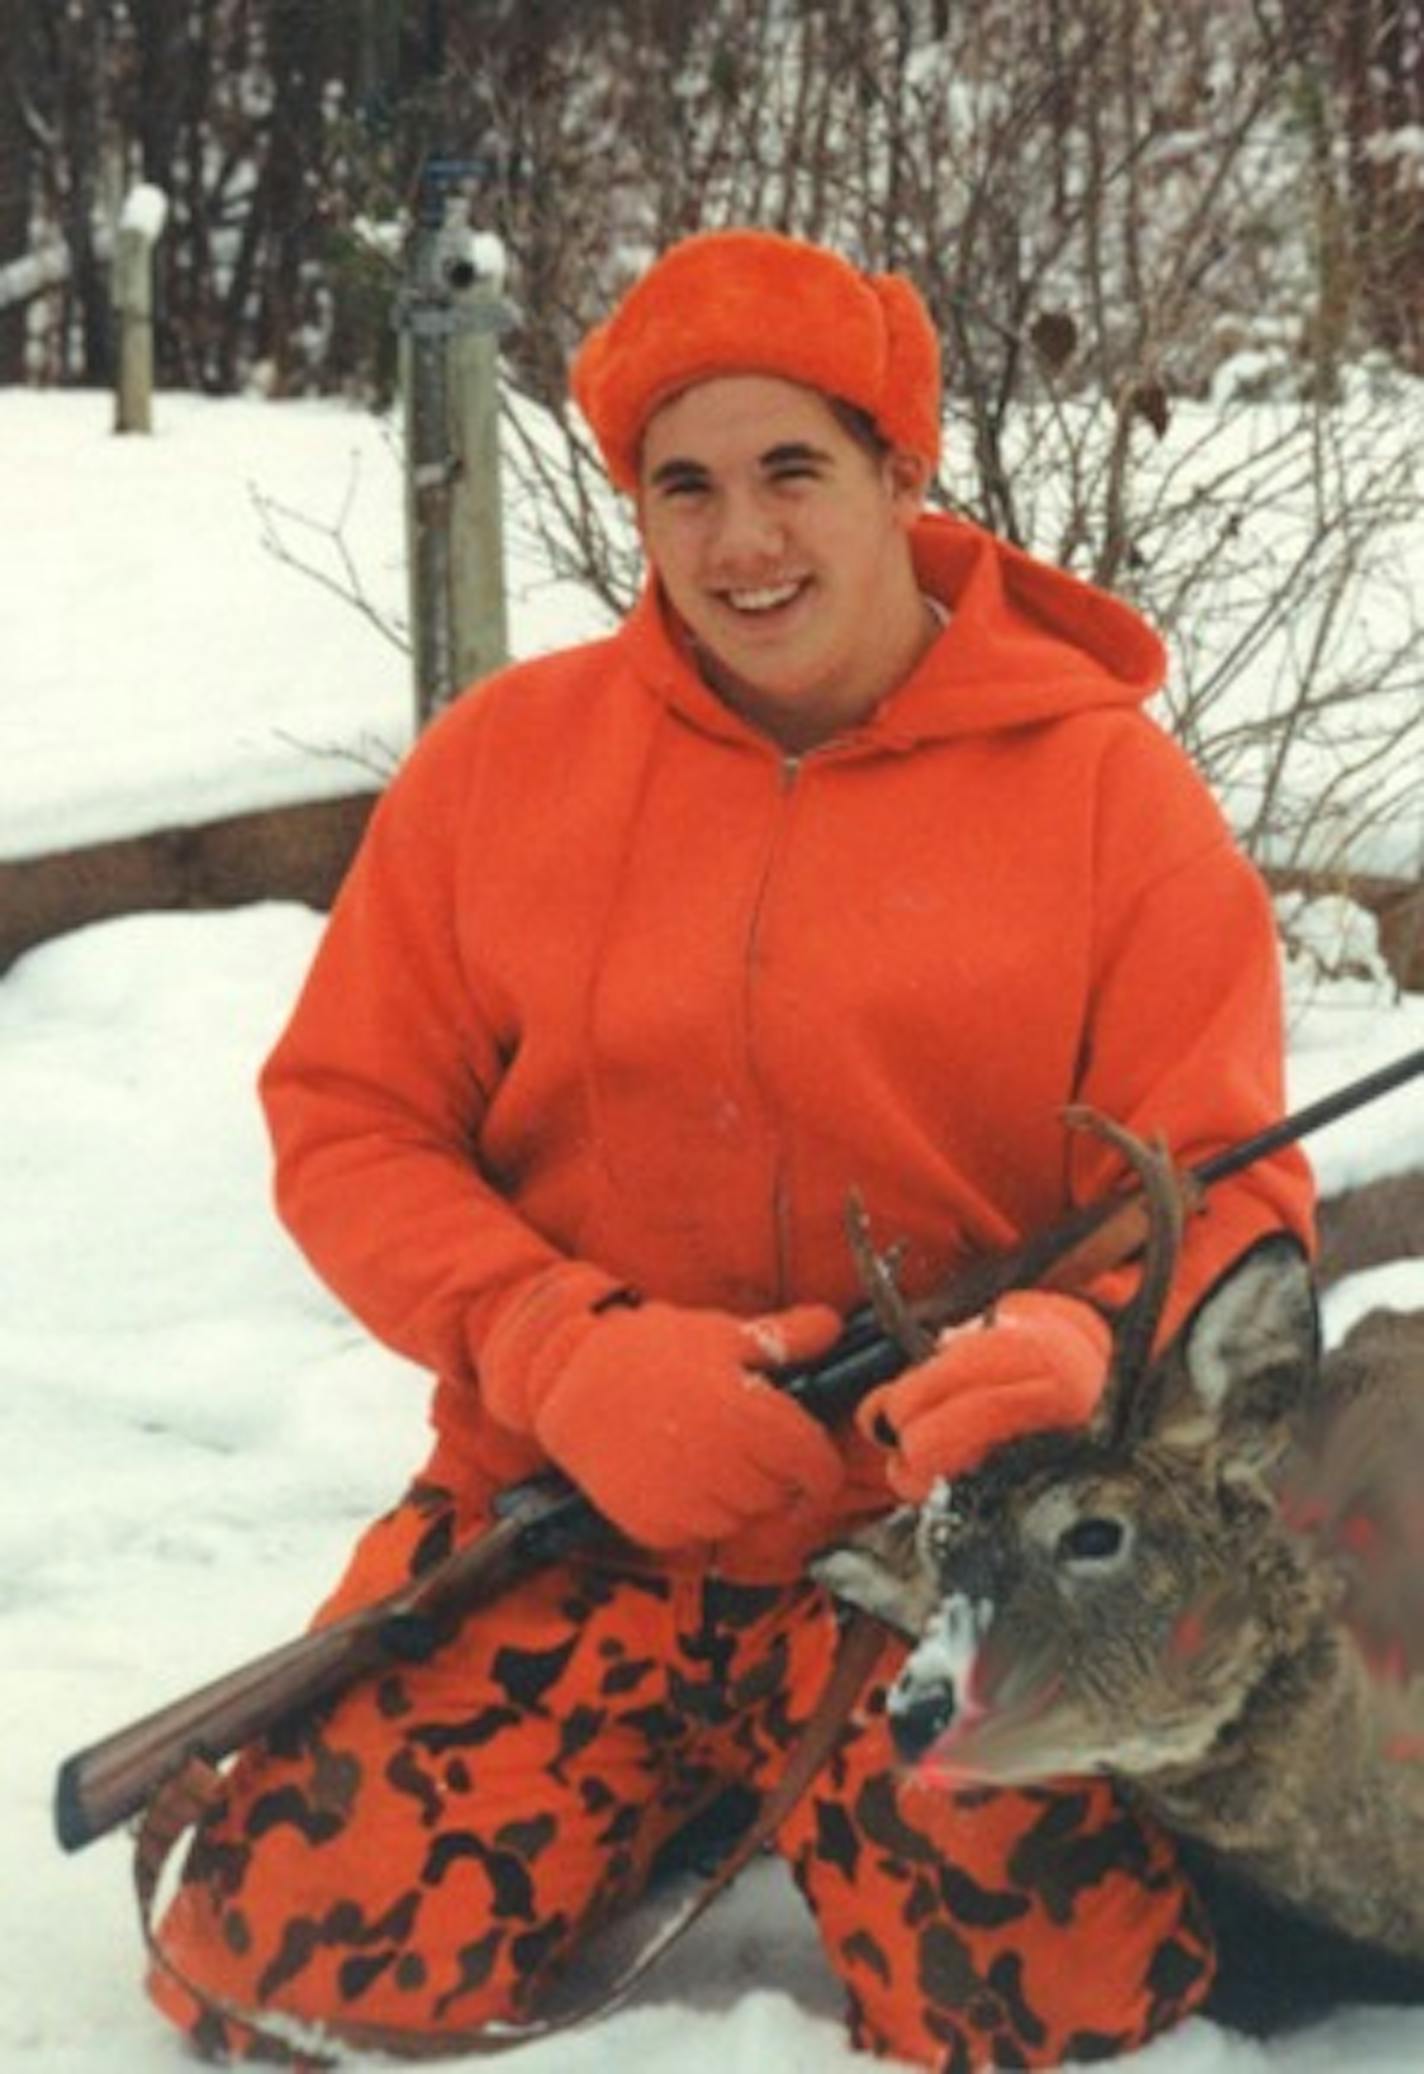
[{"x1": 149, "y1": 229, "x2": 1313, "y2": 2067}]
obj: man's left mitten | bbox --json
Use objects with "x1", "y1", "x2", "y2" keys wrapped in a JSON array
[{"x1": 858, "y1": 1290, "x2": 1114, "y2": 1502}]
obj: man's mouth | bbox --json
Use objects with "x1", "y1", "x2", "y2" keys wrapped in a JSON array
[{"x1": 720, "y1": 578, "x2": 808, "y2": 615}]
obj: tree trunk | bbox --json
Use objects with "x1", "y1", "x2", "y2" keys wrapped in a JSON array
[{"x1": 0, "y1": 4, "x2": 30, "y2": 381}]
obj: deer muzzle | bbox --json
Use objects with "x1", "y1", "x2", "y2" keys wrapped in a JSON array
[
  {"x1": 888, "y1": 1598, "x2": 1079, "y2": 1785},
  {"x1": 887, "y1": 1591, "x2": 991, "y2": 1762}
]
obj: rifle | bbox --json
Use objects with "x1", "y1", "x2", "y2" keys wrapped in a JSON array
[{"x1": 54, "y1": 1045, "x2": 1424, "y2": 1856}]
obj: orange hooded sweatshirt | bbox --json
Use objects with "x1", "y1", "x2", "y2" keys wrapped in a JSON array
[{"x1": 259, "y1": 512, "x2": 1314, "y2": 1510}]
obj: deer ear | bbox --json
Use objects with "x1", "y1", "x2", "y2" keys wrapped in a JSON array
[
  {"x1": 811, "y1": 1507, "x2": 938, "y2": 1635},
  {"x1": 1164, "y1": 1234, "x2": 1319, "y2": 1459}
]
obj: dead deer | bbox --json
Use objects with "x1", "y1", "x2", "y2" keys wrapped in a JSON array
[{"x1": 818, "y1": 1126, "x2": 1424, "y2": 1969}]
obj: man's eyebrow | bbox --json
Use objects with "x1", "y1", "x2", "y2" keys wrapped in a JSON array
[
  {"x1": 760, "y1": 441, "x2": 833, "y2": 468},
  {"x1": 648, "y1": 441, "x2": 836, "y2": 486},
  {"x1": 648, "y1": 456, "x2": 711, "y2": 488}
]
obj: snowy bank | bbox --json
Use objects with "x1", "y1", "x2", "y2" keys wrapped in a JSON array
[
  {"x1": 2, "y1": 902, "x2": 1421, "y2": 2073},
  {"x1": 0, "y1": 390, "x2": 609, "y2": 863}
]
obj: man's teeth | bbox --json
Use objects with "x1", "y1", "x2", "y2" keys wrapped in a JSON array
[{"x1": 726, "y1": 581, "x2": 802, "y2": 612}]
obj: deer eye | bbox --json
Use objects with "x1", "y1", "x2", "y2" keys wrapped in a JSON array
[{"x1": 1055, "y1": 1516, "x2": 1128, "y2": 1566}]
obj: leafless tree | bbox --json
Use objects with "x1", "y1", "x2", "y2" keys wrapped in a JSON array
[
  {"x1": 2, "y1": 0, "x2": 1420, "y2": 884},
  {"x1": 404, "y1": 0, "x2": 1413, "y2": 884}
]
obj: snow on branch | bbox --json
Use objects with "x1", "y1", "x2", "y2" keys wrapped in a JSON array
[{"x1": 0, "y1": 243, "x2": 71, "y2": 313}]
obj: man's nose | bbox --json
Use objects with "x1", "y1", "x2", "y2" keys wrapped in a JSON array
[{"x1": 707, "y1": 486, "x2": 784, "y2": 565}]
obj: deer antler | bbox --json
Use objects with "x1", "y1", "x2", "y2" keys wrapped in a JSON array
[
  {"x1": 843, "y1": 1114, "x2": 1197, "y2": 1382},
  {"x1": 1063, "y1": 1107, "x2": 1189, "y2": 1406},
  {"x1": 844, "y1": 1190, "x2": 938, "y2": 1362}
]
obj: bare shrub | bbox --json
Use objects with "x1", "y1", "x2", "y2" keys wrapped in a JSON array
[
  {"x1": 5, "y1": 0, "x2": 1421, "y2": 878},
  {"x1": 470, "y1": 0, "x2": 1424, "y2": 882}
]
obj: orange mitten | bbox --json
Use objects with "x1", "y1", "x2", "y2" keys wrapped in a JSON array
[
  {"x1": 714, "y1": 1417, "x2": 895, "y2": 1582},
  {"x1": 858, "y1": 1290, "x2": 1114, "y2": 1503},
  {"x1": 479, "y1": 1267, "x2": 845, "y2": 1550}
]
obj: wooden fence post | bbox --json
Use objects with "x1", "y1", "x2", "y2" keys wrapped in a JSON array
[
  {"x1": 398, "y1": 167, "x2": 516, "y2": 729},
  {"x1": 113, "y1": 184, "x2": 168, "y2": 435},
  {"x1": 447, "y1": 249, "x2": 511, "y2": 696}
]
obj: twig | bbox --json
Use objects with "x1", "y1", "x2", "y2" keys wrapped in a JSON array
[{"x1": 248, "y1": 452, "x2": 408, "y2": 656}]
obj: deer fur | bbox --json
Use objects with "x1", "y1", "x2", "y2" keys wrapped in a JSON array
[{"x1": 817, "y1": 1186, "x2": 1424, "y2": 1967}]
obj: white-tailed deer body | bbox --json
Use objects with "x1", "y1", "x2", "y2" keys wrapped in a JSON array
[{"x1": 818, "y1": 1200, "x2": 1424, "y2": 1965}]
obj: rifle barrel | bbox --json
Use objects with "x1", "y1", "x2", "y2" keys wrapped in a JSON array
[
  {"x1": 1197, "y1": 1045, "x2": 1424, "y2": 1187},
  {"x1": 54, "y1": 1046, "x2": 1423, "y2": 1853},
  {"x1": 785, "y1": 1044, "x2": 1424, "y2": 1419}
]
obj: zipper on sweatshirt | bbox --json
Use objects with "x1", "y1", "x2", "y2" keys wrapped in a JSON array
[{"x1": 742, "y1": 751, "x2": 810, "y2": 1304}]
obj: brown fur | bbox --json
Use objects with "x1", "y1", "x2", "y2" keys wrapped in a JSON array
[{"x1": 818, "y1": 1241, "x2": 1424, "y2": 1964}]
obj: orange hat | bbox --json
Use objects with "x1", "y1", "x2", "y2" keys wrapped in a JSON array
[{"x1": 570, "y1": 228, "x2": 942, "y2": 490}]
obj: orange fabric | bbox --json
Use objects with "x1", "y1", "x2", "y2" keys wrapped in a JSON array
[
  {"x1": 258, "y1": 508, "x2": 1315, "y2": 1578},
  {"x1": 787, "y1": 1753, "x2": 1215, "y2": 2066},
  {"x1": 862, "y1": 1291, "x2": 1115, "y2": 1500},
  {"x1": 480, "y1": 1287, "x2": 845, "y2": 1549},
  {"x1": 150, "y1": 1473, "x2": 1214, "y2": 2067},
  {"x1": 718, "y1": 1413, "x2": 895, "y2": 1579},
  {"x1": 570, "y1": 228, "x2": 942, "y2": 488}
]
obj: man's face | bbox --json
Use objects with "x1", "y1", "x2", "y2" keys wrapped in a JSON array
[{"x1": 636, "y1": 375, "x2": 928, "y2": 752}]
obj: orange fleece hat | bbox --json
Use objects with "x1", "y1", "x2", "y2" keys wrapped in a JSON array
[{"x1": 570, "y1": 228, "x2": 942, "y2": 490}]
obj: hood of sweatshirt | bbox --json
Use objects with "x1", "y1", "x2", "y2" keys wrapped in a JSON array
[{"x1": 621, "y1": 509, "x2": 1166, "y2": 749}]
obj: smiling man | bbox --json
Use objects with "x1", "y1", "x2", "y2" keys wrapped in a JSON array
[
  {"x1": 636, "y1": 373, "x2": 936, "y2": 749},
  {"x1": 148, "y1": 230, "x2": 1312, "y2": 2070}
]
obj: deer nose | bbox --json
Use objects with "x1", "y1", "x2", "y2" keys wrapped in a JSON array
[{"x1": 888, "y1": 1681, "x2": 959, "y2": 1763}]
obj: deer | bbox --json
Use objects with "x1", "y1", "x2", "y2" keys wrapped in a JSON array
[{"x1": 816, "y1": 1118, "x2": 1424, "y2": 1982}]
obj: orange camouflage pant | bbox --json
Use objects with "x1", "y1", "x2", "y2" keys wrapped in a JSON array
[{"x1": 149, "y1": 1473, "x2": 1215, "y2": 2069}]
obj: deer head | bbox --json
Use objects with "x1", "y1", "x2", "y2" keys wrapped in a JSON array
[{"x1": 817, "y1": 1141, "x2": 1323, "y2": 1789}]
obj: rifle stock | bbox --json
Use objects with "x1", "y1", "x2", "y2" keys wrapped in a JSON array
[{"x1": 55, "y1": 1478, "x2": 596, "y2": 1853}]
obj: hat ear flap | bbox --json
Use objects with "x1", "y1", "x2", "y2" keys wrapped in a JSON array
[
  {"x1": 871, "y1": 273, "x2": 942, "y2": 471},
  {"x1": 569, "y1": 320, "x2": 614, "y2": 450},
  {"x1": 569, "y1": 233, "x2": 944, "y2": 487}
]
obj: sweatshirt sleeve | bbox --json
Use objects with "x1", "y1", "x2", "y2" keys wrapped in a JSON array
[
  {"x1": 258, "y1": 699, "x2": 618, "y2": 1389},
  {"x1": 1068, "y1": 718, "x2": 1316, "y2": 1340}
]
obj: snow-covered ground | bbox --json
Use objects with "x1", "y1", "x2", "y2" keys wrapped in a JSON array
[
  {"x1": 0, "y1": 388, "x2": 610, "y2": 861},
  {"x1": 2, "y1": 390, "x2": 1423, "y2": 2071}
]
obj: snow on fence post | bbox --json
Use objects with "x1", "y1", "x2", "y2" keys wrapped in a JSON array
[
  {"x1": 113, "y1": 184, "x2": 168, "y2": 435},
  {"x1": 396, "y1": 164, "x2": 516, "y2": 728}
]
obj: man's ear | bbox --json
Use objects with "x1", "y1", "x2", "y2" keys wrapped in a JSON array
[{"x1": 885, "y1": 446, "x2": 931, "y2": 522}]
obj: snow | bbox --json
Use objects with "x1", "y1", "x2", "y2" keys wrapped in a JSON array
[
  {"x1": 2, "y1": 389, "x2": 1422, "y2": 2071},
  {"x1": 0, "y1": 242, "x2": 71, "y2": 316},
  {"x1": 960, "y1": 375, "x2": 1424, "y2": 883},
  {"x1": 118, "y1": 184, "x2": 169, "y2": 242},
  {"x1": 0, "y1": 390, "x2": 609, "y2": 861}
]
